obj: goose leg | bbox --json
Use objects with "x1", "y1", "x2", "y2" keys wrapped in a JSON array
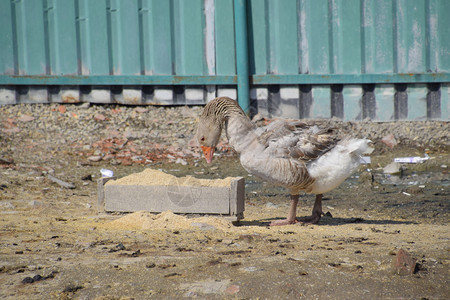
[
  {"x1": 299, "y1": 194, "x2": 324, "y2": 224},
  {"x1": 269, "y1": 194, "x2": 299, "y2": 226}
]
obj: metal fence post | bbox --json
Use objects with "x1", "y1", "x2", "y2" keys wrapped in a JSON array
[{"x1": 233, "y1": 0, "x2": 250, "y2": 114}]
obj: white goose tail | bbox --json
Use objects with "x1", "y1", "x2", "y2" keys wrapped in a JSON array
[{"x1": 307, "y1": 138, "x2": 372, "y2": 195}]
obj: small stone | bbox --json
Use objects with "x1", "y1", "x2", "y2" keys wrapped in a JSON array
[
  {"x1": 134, "y1": 107, "x2": 148, "y2": 113},
  {"x1": 238, "y1": 234, "x2": 262, "y2": 243},
  {"x1": 22, "y1": 277, "x2": 34, "y2": 284},
  {"x1": 381, "y1": 134, "x2": 397, "y2": 149},
  {"x1": 164, "y1": 272, "x2": 180, "y2": 278},
  {"x1": 265, "y1": 202, "x2": 279, "y2": 208},
  {"x1": 106, "y1": 130, "x2": 120, "y2": 138},
  {"x1": 324, "y1": 211, "x2": 333, "y2": 218},
  {"x1": 175, "y1": 158, "x2": 188, "y2": 165},
  {"x1": 18, "y1": 115, "x2": 35, "y2": 122},
  {"x1": 225, "y1": 284, "x2": 240, "y2": 295},
  {"x1": 1, "y1": 201, "x2": 15, "y2": 209},
  {"x1": 79, "y1": 102, "x2": 90, "y2": 109},
  {"x1": 405, "y1": 186, "x2": 423, "y2": 195},
  {"x1": 206, "y1": 258, "x2": 222, "y2": 266},
  {"x1": 94, "y1": 114, "x2": 106, "y2": 121},
  {"x1": 242, "y1": 266, "x2": 258, "y2": 272},
  {"x1": 3, "y1": 126, "x2": 19, "y2": 134},
  {"x1": 62, "y1": 285, "x2": 83, "y2": 293},
  {"x1": 29, "y1": 200, "x2": 43, "y2": 207},
  {"x1": 87, "y1": 156, "x2": 102, "y2": 162},
  {"x1": 383, "y1": 162, "x2": 401, "y2": 174},
  {"x1": 191, "y1": 222, "x2": 216, "y2": 230},
  {"x1": 115, "y1": 243, "x2": 126, "y2": 251},
  {"x1": 103, "y1": 154, "x2": 115, "y2": 161},
  {"x1": 299, "y1": 271, "x2": 308, "y2": 275},
  {"x1": 327, "y1": 262, "x2": 341, "y2": 268},
  {"x1": 58, "y1": 105, "x2": 67, "y2": 114},
  {"x1": 146, "y1": 262, "x2": 156, "y2": 268},
  {"x1": 81, "y1": 174, "x2": 92, "y2": 181},
  {"x1": 392, "y1": 249, "x2": 417, "y2": 275},
  {"x1": 47, "y1": 174, "x2": 76, "y2": 189}
]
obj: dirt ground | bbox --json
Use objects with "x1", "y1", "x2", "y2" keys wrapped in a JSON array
[{"x1": 0, "y1": 103, "x2": 449, "y2": 299}]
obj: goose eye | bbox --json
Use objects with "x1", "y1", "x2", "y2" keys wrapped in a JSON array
[{"x1": 200, "y1": 137, "x2": 205, "y2": 142}]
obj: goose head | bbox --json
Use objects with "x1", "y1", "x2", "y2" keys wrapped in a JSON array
[
  {"x1": 197, "y1": 97, "x2": 246, "y2": 163},
  {"x1": 196, "y1": 117, "x2": 222, "y2": 163}
]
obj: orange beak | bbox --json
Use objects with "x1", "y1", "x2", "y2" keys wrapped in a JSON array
[{"x1": 200, "y1": 146, "x2": 214, "y2": 164}]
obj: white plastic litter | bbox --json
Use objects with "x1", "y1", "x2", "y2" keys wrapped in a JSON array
[
  {"x1": 394, "y1": 153, "x2": 429, "y2": 164},
  {"x1": 100, "y1": 168, "x2": 114, "y2": 178}
]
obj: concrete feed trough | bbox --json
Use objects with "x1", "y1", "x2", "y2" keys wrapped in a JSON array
[{"x1": 98, "y1": 169, "x2": 245, "y2": 221}]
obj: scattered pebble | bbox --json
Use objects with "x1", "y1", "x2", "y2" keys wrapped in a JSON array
[
  {"x1": 29, "y1": 200, "x2": 44, "y2": 207},
  {"x1": 47, "y1": 174, "x2": 76, "y2": 189},
  {"x1": 265, "y1": 202, "x2": 279, "y2": 208},
  {"x1": 22, "y1": 271, "x2": 58, "y2": 284},
  {"x1": 1, "y1": 202, "x2": 15, "y2": 209},
  {"x1": 134, "y1": 107, "x2": 148, "y2": 113},
  {"x1": 392, "y1": 249, "x2": 417, "y2": 275},
  {"x1": 381, "y1": 134, "x2": 398, "y2": 149},
  {"x1": 62, "y1": 285, "x2": 84, "y2": 293},
  {"x1": 225, "y1": 284, "x2": 240, "y2": 295},
  {"x1": 383, "y1": 162, "x2": 401, "y2": 174},
  {"x1": 94, "y1": 114, "x2": 106, "y2": 121},
  {"x1": 222, "y1": 239, "x2": 234, "y2": 245},
  {"x1": 242, "y1": 266, "x2": 259, "y2": 272},
  {"x1": 176, "y1": 158, "x2": 188, "y2": 165},
  {"x1": 181, "y1": 279, "x2": 231, "y2": 295},
  {"x1": 18, "y1": 115, "x2": 35, "y2": 122},
  {"x1": 88, "y1": 156, "x2": 102, "y2": 162},
  {"x1": 58, "y1": 105, "x2": 67, "y2": 114},
  {"x1": 191, "y1": 222, "x2": 216, "y2": 231}
]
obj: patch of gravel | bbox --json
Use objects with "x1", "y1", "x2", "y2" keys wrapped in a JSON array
[
  {"x1": 1, "y1": 103, "x2": 200, "y2": 148},
  {"x1": 322, "y1": 117, "x2": 449, "y2": 149},
  {"x1": 1, "y1": 103, "x2": 448, "y2": 166}
]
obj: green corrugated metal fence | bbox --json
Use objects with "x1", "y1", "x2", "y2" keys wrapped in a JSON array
[{"x1": 0, "y1": 0, "x2": 449, "y2": 120}]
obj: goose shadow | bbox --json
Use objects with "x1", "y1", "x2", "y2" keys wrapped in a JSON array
[{"x1": 234, "y1": 216, "x2": 417, "y2": 227}]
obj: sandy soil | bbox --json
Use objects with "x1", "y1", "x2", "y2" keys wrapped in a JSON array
[{"x1": 1, "y1": 151, "x2": 449, "y2": 299}]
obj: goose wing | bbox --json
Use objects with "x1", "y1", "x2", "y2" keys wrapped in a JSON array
[{"x1": 256, "y1": 120, "x2": 340, "y2": 162}]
